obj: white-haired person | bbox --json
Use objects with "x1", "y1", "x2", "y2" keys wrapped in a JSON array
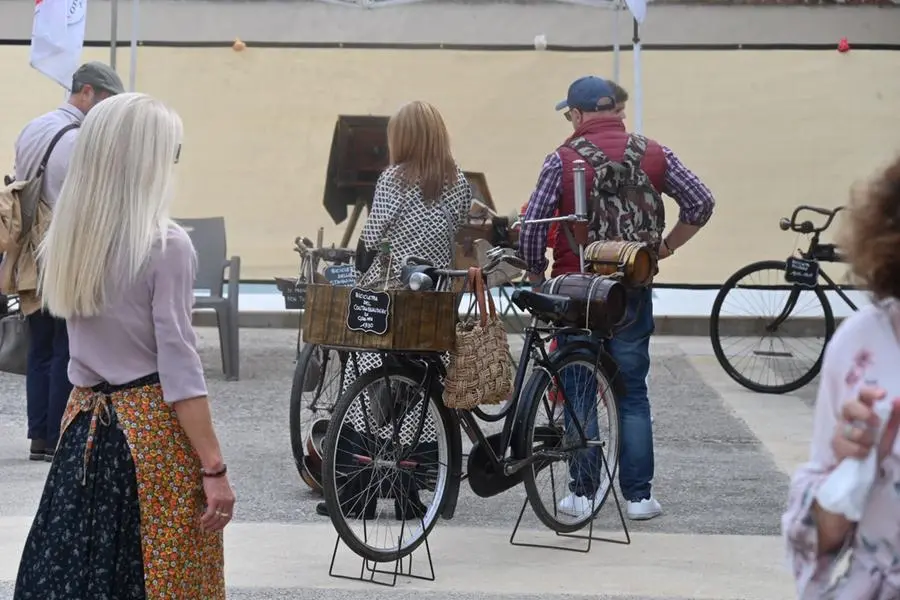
[{"x1": 13, "y1": 93, "x2": 233, "y2": 599}]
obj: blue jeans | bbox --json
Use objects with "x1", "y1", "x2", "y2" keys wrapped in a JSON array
[
  {"x1": 558, "y1": 287, "x2": 654, "y2": 501},
  {"x1": 26, "y1": 311, "x2": 73, "y2": 446}
]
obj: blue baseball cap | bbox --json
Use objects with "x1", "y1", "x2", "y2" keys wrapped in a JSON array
[{"x1": 554, "y1": 76, "x2": 616, "y2": 112}]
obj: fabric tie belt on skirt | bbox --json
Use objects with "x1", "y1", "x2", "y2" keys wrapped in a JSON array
[{"x1": 71, "y1": 373, "x2": 161, "y2": 486}]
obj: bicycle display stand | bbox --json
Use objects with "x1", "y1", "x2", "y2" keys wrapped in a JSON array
[
  {"x1": 508, "y1": 448, "x2": 631, "y2": 553},
  {"x1": 328, "y1": 512, "x2": 437, "y2": 587}
]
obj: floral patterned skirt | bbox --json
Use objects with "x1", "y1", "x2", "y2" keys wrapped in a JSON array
[{"x1": 13, "y1": 374, "x2": 225, "y2": 600}]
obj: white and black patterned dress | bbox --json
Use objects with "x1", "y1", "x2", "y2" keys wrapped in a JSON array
[{"x1": 344, "y1": 164, "x2": 472, "y2": 441}]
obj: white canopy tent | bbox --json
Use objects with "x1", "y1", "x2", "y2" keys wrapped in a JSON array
[{"x1": 109, "y1": 0, "x2": 647, "y2": 126}]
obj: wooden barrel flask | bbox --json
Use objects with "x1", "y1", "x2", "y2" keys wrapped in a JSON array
[
  {"x1": 541, "y1": 273, "x2": 627, "y2": 332},
  {"x1": 584, "y1": 241, "x2": 656, "y2": 287}
]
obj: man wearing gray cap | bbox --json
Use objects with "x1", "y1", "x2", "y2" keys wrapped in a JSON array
[{"x1": 9, "y1": 61, "x2": 124, "y2": 462}]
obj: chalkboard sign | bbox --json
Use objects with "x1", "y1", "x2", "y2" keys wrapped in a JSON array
[
  {"x1": 325, "y1": 264, "x2": 357, "y2": 287},
  {"x1": 282, "y1": 286, "x2": 307, "y2": 310},
  {"x1": 784, "y1": 256, "x2": 819, "y2": 288},
  {"x1": 346, "y1": 287, "x2": 391, "y2": 335}
]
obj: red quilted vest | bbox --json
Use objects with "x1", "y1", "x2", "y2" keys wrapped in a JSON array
[{"x1": 552, "y1": 118, "x2": 667, "y2": 277}]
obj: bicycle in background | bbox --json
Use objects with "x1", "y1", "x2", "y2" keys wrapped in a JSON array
[{"x1": 709, "y1": 204, "x2": 860, "y2": 394}]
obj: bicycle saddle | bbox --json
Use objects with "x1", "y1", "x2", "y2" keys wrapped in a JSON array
[{"x1": 511, "y1": 289, "x2": 571, "y2": 323}]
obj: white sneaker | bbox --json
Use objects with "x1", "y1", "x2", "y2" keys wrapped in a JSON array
[
  {"x1": 626, "y1": 497, "x2": 662, "y2": 521},
  {"x1": 557, "y1": 483, "x2": 610, "y2": 518}
]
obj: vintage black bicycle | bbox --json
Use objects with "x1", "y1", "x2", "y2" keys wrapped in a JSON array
[
  {"x1": 709, "y1": 204, "x2": 860, "y2": 394},
  {"x1": 280, "y1": 239, "x2": 530, "y2": 492},
  {"x1": 318, "y1": 255, "x2": 627, "y2": 563}
]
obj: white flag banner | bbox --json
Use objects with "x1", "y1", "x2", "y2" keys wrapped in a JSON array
[
  {"x1": 624, "y1": 0, "x2": 647, "y2": 23},
  {"x1": 30, "y1": 0, "x2": 88, "y2": 89}
]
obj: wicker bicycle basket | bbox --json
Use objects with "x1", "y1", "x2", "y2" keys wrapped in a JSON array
[{"x1": 301, "y1": 284, "x2": 457, "y2": 352}]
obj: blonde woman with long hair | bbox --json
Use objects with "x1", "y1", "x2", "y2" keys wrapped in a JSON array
[
  {"x1": 316, "y1": 101, "x2": 472, "y2": 519},
  {"x1": 13, "y1": 93, "x2": 233, "y2": 599}
]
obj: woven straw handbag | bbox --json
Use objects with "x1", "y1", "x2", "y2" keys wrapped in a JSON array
[{"x1": 443, "y1": 267, "x2": 512, "y2": 410}]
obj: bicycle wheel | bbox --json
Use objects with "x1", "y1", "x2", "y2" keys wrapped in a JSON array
[
  {"x1": 513, "y1": 350, "x2": 620, "y2": 534},
  {"x1": 710, "y1": 260, "x2": 835, "y2": 394},
  {"x1": 289, "y1": 344, "x2": 347, "y2": 487},
  {"x1": 321, "y1": 363, "x2": 458, "y2": 563}
]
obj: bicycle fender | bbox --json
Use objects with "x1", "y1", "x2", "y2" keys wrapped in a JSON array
[
  {"x1": 551, "y1": 343, "x2": 626, "y2": 401},
  {"x1": 439, "y1": 405, "x2": 463, "y2": 520},
  {"x1": 510, "y1": 345, "x2": 626, "y2": 458}
]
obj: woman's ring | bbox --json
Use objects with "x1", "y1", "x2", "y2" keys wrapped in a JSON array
[
  {"x1": 215, "y1": 511, "x2": 230, "y2": 518},
  {"x1": 843, "y1": 422, "x2": 856, "y2": 441}
]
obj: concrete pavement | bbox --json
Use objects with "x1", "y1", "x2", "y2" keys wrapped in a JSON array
[{"x1": 0, "y1": 328, "x2": 812, "y2": 599}]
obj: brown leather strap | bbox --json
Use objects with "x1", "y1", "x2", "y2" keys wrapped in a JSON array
[
  {"x1": 468, "y1": 267, "x2": 488, "y2": 328},
  {"x1": 477, "y1": 267, "x2": 498, "y2": 322}
]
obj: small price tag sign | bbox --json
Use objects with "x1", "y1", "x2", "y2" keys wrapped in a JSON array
[{"x1": 346, "y1": 287, "x2": 391, "y2": 335}]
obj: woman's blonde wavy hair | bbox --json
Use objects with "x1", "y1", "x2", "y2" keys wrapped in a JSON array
[
  {"x1": 38, "y1": 92, "x2": 184, "y2": 319},
  {"x1": 387, "y1": 101, "x2": 456, "y2": 203}
]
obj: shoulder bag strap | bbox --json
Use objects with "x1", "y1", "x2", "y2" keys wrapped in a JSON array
[
  {"x1": 622, "y1": 133, "x2": 648, "y2": 176},
  {"x1": 567, "y1": 136, "x2": 614, "y2": 170},
  {"x1": 35, "y1": 123, "x2": 80, "y2": 180}
]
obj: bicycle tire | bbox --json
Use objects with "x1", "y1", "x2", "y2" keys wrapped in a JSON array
[
  {"x1": 289, "y1": 344, "x2": 316, "y2": 480},
  {"x1": 321, "y1": 363, "x2": 460, "y2": 563},
  {"x1": 513, "y1": 350, "x2": 620, "y2": 534},
  {"x1": 709, "y1": 259, "x2": 835, "y2": 394},
  {"x1": 289, "y1": 344, "x2": 346, "y2": 486}
]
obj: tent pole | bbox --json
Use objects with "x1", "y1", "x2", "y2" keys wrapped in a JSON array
[
  {"x1": 632, "y1": 17, "x2": 642, "y2": 133},
  {"x1": 128, "y1": 0, "x2": 138, "y2": 91},
  {"x1": 110, "y1": 0, "x2": 118, "y2": 69},
  {"x1": 612, "y1": 0, "x2": 620, "y2": 82}
]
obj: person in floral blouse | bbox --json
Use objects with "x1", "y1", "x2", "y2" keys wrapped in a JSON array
[{"x1": 782, "y1": 154, "x2": 900, "y2": 599}]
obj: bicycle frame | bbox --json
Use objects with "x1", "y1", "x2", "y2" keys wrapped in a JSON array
[
  {"x1": 770, "y1": 226, "x2": 858, "y2": 331},
  {"x1": 393, "y1": 322, "x2": 606, "y2": 483}
]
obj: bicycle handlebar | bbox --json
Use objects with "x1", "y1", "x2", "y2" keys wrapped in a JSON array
[
  {"x1": 778, "y1": 204, "x2": 845, "y2": 235},
  {"x1": 401, "y1": 254, "x2": 527, "y2": 290}
]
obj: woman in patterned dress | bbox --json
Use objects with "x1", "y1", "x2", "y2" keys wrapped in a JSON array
[
  {"x1": 782, "y1": 155, "x2": 900, "y2": 599},
  {"x1": 14, "y1": 93, "x2": 234, "y2": 599},
  {"x1": 315, "y1": 100, "x2": 472, "y2": 517}
]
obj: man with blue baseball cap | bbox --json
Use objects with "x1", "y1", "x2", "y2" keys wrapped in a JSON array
[
  {"x1": 518, "y1": 76, "x2": 715, "y2": 522},
  {"x1": 553, "y1": 75, "x2": 618, "y2": 114}
]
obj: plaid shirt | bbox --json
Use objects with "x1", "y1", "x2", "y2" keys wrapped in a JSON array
[{"x1": 518, "y1": 145, "x2": 715, "y2": 275}]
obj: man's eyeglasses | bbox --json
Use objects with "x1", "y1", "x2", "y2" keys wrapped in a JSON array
[{"x1": 563, "y1": 110, "x2": 572, "y2": 122}]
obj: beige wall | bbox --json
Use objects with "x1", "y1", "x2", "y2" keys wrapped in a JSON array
[{"x1": 2, "y1": 46, "x2": 898, "y2": 283}]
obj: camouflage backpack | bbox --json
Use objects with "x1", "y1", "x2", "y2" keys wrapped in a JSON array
[{"x1": 566, "y1": 133, "x2": 665, "y2": 250}]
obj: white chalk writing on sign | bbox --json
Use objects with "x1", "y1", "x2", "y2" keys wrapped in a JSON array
[
  {"x1": 346, "y1": 287, "x2": 391, "y2": 335},
  {"x1": 325, "y1": 264, "x2": 357, "y2": 287}
]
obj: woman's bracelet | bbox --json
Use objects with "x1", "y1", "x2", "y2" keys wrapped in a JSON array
[
  {"x1": 663, "y1": 239, "x2": 675, "y2": 254},
  {"x1": 201, "y1": 464, "x2": 228, "y2": 478}
]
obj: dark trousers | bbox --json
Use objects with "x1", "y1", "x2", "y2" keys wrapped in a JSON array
[{"x1": 26, "y1": 310, "x2": 73, "y2": 446}]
